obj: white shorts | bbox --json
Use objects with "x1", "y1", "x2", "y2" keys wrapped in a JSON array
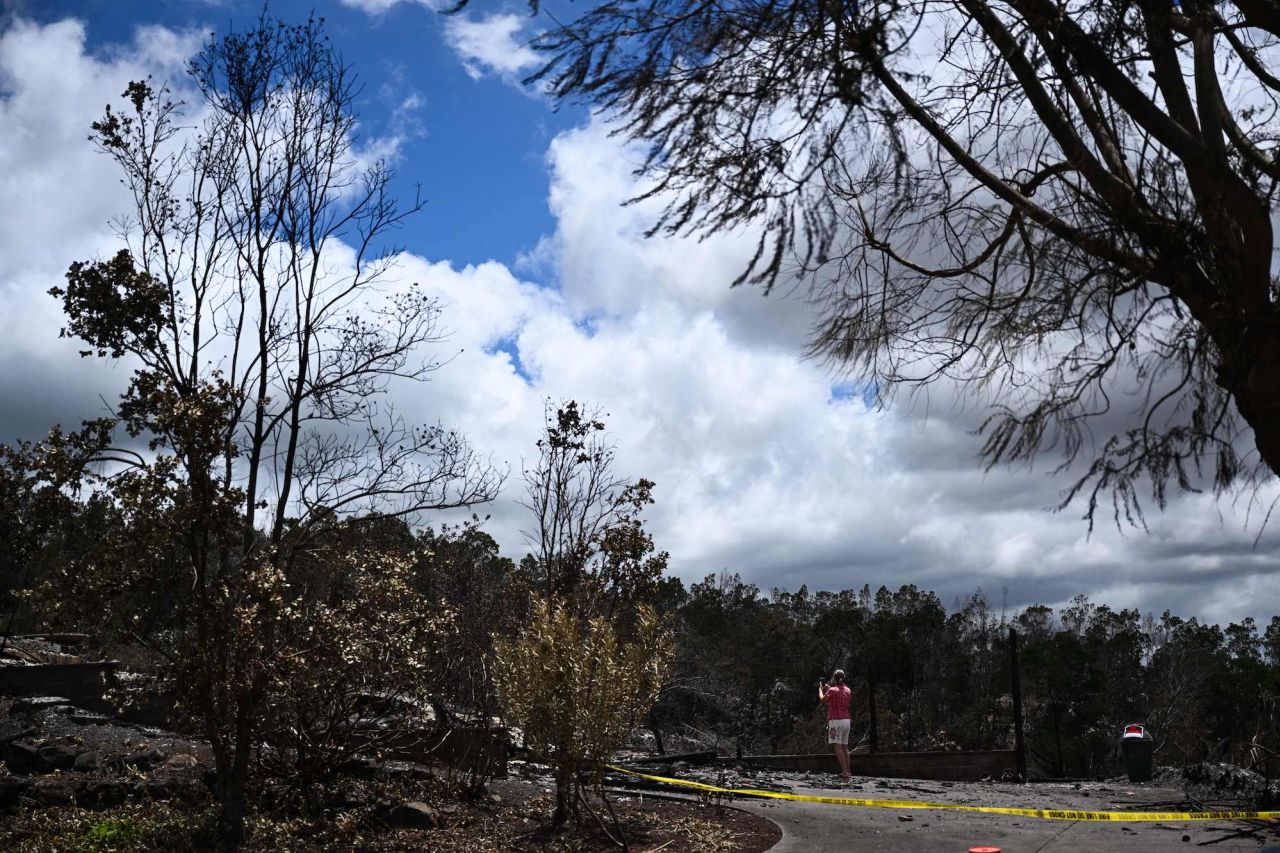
[{"x1": 827, "y1": 718, "x2": 851, "y2": 745}]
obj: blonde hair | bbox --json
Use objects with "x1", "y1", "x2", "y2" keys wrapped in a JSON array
[{"x1": 832, "y1": 669, "x2": 846, "y2": 683}]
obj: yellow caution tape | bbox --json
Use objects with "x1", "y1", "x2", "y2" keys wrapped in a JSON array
[{"x1": 606, "y1": 765, "x2": 1280, "y2": 822}]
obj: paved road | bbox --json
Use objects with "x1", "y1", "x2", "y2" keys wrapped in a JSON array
[
  {"x1": 740, "y1": 796, "x2": 1279, "y2": 852},
  {"x1": 721, "y1": 781, "x2": 1280, "y2": 852}
]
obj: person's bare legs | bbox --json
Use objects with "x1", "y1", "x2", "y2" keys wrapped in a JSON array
[{"x1": 834, "y1": 743, "x2": 850, "y2": 779}]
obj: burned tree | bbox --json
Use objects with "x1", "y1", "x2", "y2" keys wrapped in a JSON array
[
  {"x1": 519, "y1": 401, "x2": 668, "y2": 611},
  {"x1": 497, "y1": 402, "x2": 672, "y2": 831},
  {"x1": 34, "y1": 13, "x2": 499, "y2": 841},
  {"x1": 509, "y1": 0, "x2": 1280, "y2": 524}
]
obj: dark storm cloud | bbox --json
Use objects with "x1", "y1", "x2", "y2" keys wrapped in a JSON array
[{"x1": 0, "y1": 339, "x2": 130, "y2": 444}]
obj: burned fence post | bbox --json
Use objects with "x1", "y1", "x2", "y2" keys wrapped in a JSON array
[
  {"x1": 1009, "y1": 626, "x2": 1027, "y2": 781},
  {"x1": 868, "y1": 674, "x2": 879, "y2": 754}
]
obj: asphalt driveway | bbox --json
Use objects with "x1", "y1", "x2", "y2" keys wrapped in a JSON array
[{"x1": 725, "y1": 778, "x2": 1280, "y2": 852}]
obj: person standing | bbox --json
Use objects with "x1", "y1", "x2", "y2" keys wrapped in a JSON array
[{"x1": 819, "y1": 669, "x2": 853, "y2": 781}]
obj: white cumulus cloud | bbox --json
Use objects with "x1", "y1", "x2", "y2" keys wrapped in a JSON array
[
  {"x1": 337, "y1": 0, "x2": 443, "y2": 14},
  {"x1": 442, "y1": 13, "x2": 540, "y2": 83},
  {"x1": 1, "y1": 16, "x2": 1277, "y2": 631}
]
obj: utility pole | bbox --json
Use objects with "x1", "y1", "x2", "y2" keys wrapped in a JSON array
[{"x1": 1009, "y1": 627, "x2": 1027, "y2": 781}]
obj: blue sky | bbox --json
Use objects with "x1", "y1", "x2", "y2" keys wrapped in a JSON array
[
  {"x1": 1, "y1": 1, "x2": 1279, "y2": 626},
  {"x1": 25, "y1": 0, "x2": 575, "y2": 269}
]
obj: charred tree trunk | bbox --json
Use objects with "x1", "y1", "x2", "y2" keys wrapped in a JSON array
[
  {"x1": 218, "y1": 781, "x2": 247, "y2": 845},
  {"x1": 1221, "y1": 327, "x2": 1280, "y2": 478},
  {"x1": 647, "y1": 706, "x2": 665, "y2": 755},
  {"x1": 552, "y1": 765, "x2": 573, "y2": 827},
  {"x1": 217, "y1": 696, "x2": 256, "y2": 844}
]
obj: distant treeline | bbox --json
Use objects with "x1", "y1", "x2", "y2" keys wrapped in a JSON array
[
  {"x1": 649, "y1": 573, "x2": 1279, "y2": 779},
  {"x1": 3, "y1": 482, "x2": 1276, "y2": 779}
]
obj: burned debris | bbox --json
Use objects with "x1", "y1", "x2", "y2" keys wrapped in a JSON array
[{"x1": 0, "y1": 632, "x2": 508, "y2": 816}]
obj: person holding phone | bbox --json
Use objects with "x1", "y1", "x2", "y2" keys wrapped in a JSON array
[{"x1": 818, "y1": 669, "x2": 852, "y2": 781}]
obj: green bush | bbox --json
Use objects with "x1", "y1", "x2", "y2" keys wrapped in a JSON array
[{"x1": 82, "y1": 817, "x2": 145, "y2": 847}]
